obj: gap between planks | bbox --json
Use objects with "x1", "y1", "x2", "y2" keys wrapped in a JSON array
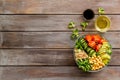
[
  {"x1": 1, "y1": 30, "x2": 120, "y2": 32},
  {"x1": 0, "y1": 65, "x2": 119, "y2": 67},
  {"x1": 0, "y1": 48, "x2": 119, "y2": 49}
]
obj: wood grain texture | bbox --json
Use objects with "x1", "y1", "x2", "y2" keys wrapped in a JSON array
[
  {"x1": 2, "y1": 0, "x2": 120, "y2": 14},
  {"x1": 0, "y1": 0, "x2": 3, "y2": 13},
  {"x1": 0, "y1": 49, "x2": 119, "y2": 66},
  {"x1": 0, "y1": 66, "x2": 120, "y2": 80},
  {"x1": 1, "y1": 32, "x2": 120, "y2": 48},
  {"x1": 0, "y1": 32, "x2": 2, "y2": 47},
  {"x1": 0, "y1": 16, "x2": 3, "y2": 30},
  {"x1": 0, "y1": 15, "x2": 119, "y2": 31},
  {"x1": 1, "y1": 0, "x2": 120, "y2": 80}
]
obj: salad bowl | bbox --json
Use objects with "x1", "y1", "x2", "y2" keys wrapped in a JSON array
[{"x1": 74, "y1": 34, "x2": 112, "y2": 72}]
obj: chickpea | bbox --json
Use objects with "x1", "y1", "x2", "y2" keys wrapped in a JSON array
[{"x1": 89, "y1": 56, "x2": 105, "y2": 70}]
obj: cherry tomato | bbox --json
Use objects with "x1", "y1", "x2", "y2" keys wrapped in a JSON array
[
  {"x1": 88, "y1": 41, "x2": 96, "y2": 48},
  {"x1": 85, "y1": 35, "x2": 92, "y2": 42},
  {"x1": 92, "y1": 34, "x2": 101, "y2": 42},
  {"x1": 99, "y1": 39, "x2": 107, "y2": 44},
  {"x1": 95, "y1": 44, "x2": 102, "y2": 51}
]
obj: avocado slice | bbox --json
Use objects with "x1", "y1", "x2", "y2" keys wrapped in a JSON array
[{"x1": 101, "y1": 54, "x2": 111, "y2": 60}]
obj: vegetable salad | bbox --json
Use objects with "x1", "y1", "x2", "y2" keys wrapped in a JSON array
[{"x1": 74, "y1": 34, "x2": 112, "y2": 72}]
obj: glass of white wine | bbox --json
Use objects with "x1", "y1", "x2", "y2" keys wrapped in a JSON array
[{"x1": 95, "y1": 15, "x2": 111, "y2": 32}]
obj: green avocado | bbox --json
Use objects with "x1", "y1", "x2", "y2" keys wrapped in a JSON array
[
  {"x1": 102, "y1": 59, "x2": 110, "y2": 65},
  {"x1": 101, "y1": 54, "x2": 111, "y2": 60}
]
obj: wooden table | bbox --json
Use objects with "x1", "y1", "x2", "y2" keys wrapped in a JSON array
[{"x1": 0, "y1": 0, "x2": 120, "y2": 80}]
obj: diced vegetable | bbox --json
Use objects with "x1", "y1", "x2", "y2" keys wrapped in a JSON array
[
  {"x1": 88, "y1": 41, "x2": 96, "y2": 48},
  {"x1": 84, "y1": 34, "x2": 107, "y2": 52},
  {"x1": 85, "y1": 35, "x2": 92, "y2": 42},
  {"x1": 68, "y1": 21, "x2": 75, "y2": 29},
  {"x1": 78, "y1": 38, "x2": 97, "y2": 57},
  {"x1": 99, "y1": 39, "x2": 106, "y2": 44},
  {"x1": 101, "y1": 54, "x2": 111, "y2": 60},
  {"x1": 102, "y1": 59, "x2": 109, "y2": 65},
  {"x1": 98, "y1": 7, "x2": 105, "y2": 14},
  {"x1": 71, "y1": 29, "x2": 79, "y2": 40},
  {"x1": 107, "y1": 49, "x2": 112, "y2": 55},
  {"x1": 101, "y1": 54, "x2": 111, "y2": 65},
  {"x1": 80, "y1": 22, "x2": 88, "y2": 31},
  {"x1": 75, "y1": 39, "x2": 84, "y2": 50},
  {"x1": 95, "y1": 44, "x2": 102, "y2": 52},
  {"x1": 92, "y1": 34, "x2": 101, "y2": 42},
  {"x1": 76, "y1": 59, "x2": 91, "y2": 72}
]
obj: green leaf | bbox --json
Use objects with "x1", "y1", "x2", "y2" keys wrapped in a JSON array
[
  {"x1": 80, "y1": 22, "x2": 88, "y2": 31},
  {"x1": 71, "y1": 29, "x2": 80, "y2": 40},
  {"x1": 68, "y1": 21, "x2": 75, "y2": 29},
  {"x1": 80, "y1": 22, "x2": 88, "y2": 27},
  {"x1": 98, "y1": 7, "x2": 105, "y2": 14}
]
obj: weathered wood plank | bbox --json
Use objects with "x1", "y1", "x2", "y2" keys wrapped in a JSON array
[
  {"x1": 0, "y1": 49, "x2": 74, "y2": 65},
  {"x1": 0, "y1": 15, "x2": 119, "y2": 31},
  {"x1": 0, "y1": 49, "x2": 119, "y2": 66},
  {"x1": 0, "y1": 16, "x2": 3, "y2": 30},
  {"x1": 2, "y1": 0, "x2": 120, "y2": 14},
  {"x1": 2, "y1": 32, "x2": 73, "y2": 48},
  {"x1": 0, "y1": 32, "x2": 2, "y2": 47},
  {"x1": 0, "y1": 0, "x2": 3, "y2": 13},
  {"x1": 0, "y1": 67, "x2": 120, "y2": 80},
  {"x1": 2, "y1": 32, "x2": 120, "y2": 48}
]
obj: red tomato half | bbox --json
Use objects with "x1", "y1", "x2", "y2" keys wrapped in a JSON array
[
  {"x1": 85, "y1": 35, "x2": 92, "y2": 42},
  {"x1": 99, "y1": 39, "x2": 107, "y2": 44},
  {"x1": 95, "y1": 44, "x2": 102, "y2": 51},
  {"x1": 88, "y1": 41, "x2": 96, "y2": 48},
  {"x1": 92, "y1": 34, "x2": 101, "y2": 42}
]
